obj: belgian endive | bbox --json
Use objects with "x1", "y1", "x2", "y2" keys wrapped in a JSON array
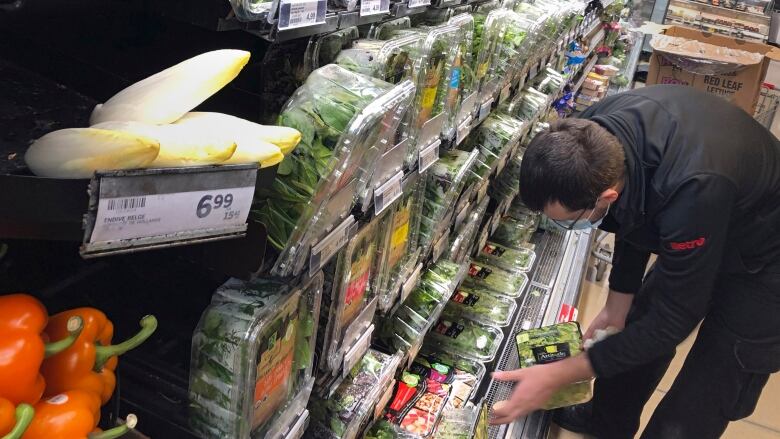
[
  {"x1": 24, "y1": 128, "x2": 160, "y2": 179},
  {"x1": 89, "y1": 49, "x2": 251, "y2": 125},
  {"x1": 174, "y1": 112, "x2": 301, "y2": 155}
]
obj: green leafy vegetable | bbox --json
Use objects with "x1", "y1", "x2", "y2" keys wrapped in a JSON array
[{"x1": 463, "y1": 261, "x2": 528, "y2": 298}]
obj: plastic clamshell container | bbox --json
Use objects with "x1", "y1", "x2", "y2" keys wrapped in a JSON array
[
  {"x1": 473, "y1": 8, "x2": 507, "y2": 101},
  {"x1": 318, "y1": 216, "x2": 384, "y2": 374},
  {"x1": 492, "y1": 11, "x2": 538, "y2": 89},
  {"x1": 462, "y1": 260, "x2": 528, "y2": 299},
  {"x1": 305, "y1": 27, "x2": 361, "y2": 75},
  {"x1": 337, "y1": 35, "x2": 423, "y2": 85},
  {"x1": 189, "y1": 274, "x2": 323, "y2": 439},
  {"x1": 445, "y1": 284, "x2": 518, "y2": 327},
  {"x1": 476, "y1": 241, "x2": 536, "y2": 273},
  {"x1": 515, "y1": 322, "x2": 593, "y2": 409},
  {"x1": 265, "y1": 65, "x2": 415, "y2": 277},
  {"x1": 491, "y1": 216, "x2": 536, "y2": 249},
  {"x1": 368, "y1": 17, "x2": 412, "y2": 39},
  {"x1": 377, "y1": 171, "x2": 426, "y2": 312},
  {"x1": 309, "y1": 349, "x2": 402, "y2": 439},
  {"x1": 447, "y1": 13, "x2": 478, "y2": 130},
  {"x1": 396, "y1": 304, "x2": 429, "y2": 332},
  {"x1": 415, "y1": 348, "x2": 487, "y2": 403},
  {"x1": 471, "y1": 112, "x2": 525, "y2": 155},
  {"x1": 424, "y1": 312, "x2": 504, "y2": 362}
]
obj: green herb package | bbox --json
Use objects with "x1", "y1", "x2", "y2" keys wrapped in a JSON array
[
  {"x1": 492, "y1": 216, "x2": 537, "y2": 249},
  {"x1": 304, "y1": 27, "x2": 360, "y2": 76},
  {"x1": 462, "y1": 260, "x2": 528, "y2": 299},
  {"x1": 515, "y1": 322, "x2": 593, "y2": 409},
  {"x1": 424, "y1": 312, "x2": 504, "y2": 362},
  {"x1": 189, "y1": 274, "x2": 323, "y2": 438},
  {"x1": 415, "y1": 349, "x2": 486, "y2": 407},
  {"x1": 473, "y1": 8, "x2": 506, "y2": 101},
  {"x1": 318, "y1": 217, "x2": 385, "y2": 375},
  {"x1": 309, "y1": 349, "x2": 402, "y2": 439},
  {"x1": 255, "y1": 65, "x2": 415, "y2": 277},
  {"x1": 445, "y1": 284, "x2": 518, "y2": 327},
  {"x1": 368, "y1": 17, "x2": 413, "y2": 40},
  {"x1": 476, "y1": 241, "x2": 536, "y2": 273},
  {"x1": 493, "y1": 11, "x2": 537, "y2": 88},
  {"x1": 470, "y1": 112, "x2": 525, "y2": 156},
  {"x1": 446, "y1": 13, "x2": 479, "y2": 135}
]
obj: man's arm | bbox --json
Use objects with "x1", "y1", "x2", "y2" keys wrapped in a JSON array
[{"x1": 587, "y1": 175, "x2": 736, "y2": 377}]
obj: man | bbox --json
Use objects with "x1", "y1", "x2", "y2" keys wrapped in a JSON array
[{"x1": 490, "y1": 85, "x2": 780, "y2": 438}]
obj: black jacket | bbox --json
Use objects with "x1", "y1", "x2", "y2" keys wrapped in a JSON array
[{"x1": 578, "y1": 85, "x2": 780, "y2": 378}]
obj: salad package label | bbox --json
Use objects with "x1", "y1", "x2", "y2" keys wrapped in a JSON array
[
  {"x1": 531, "y1": 342, "x2": 571, "y2": 364},
  {"x1": 434, "y1": 320, "x2": 466, "y2": 338},
  {"x1": 468, "y1": 263, "x2": 492, "y2": 280},
  {"x1": 482, "y1": 243, "x2": 505, "y2": 257},
  {"x1": 452, "y1": 289, "x2": 480, "y2": 306}
]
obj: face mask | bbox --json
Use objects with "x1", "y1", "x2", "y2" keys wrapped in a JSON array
[{"x1": 555, "y1": 201, "x2": 610, "y2": 230}]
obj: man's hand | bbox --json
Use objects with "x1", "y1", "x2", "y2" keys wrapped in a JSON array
[
  {"x1": 490, "y1": 354, "x2": 595, "y2": 425},
  {"x1": 583, "y1": 289, "x2": 634, "y2": 341}
]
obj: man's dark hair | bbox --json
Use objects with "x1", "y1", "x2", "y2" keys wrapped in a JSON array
[{"x1": 519, "y1": 118, "x2": 625, "y2": 212}]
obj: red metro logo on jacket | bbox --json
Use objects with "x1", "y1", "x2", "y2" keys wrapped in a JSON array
[{"x1": 668, "y1": 237, "x2": 706, "y2": 251}]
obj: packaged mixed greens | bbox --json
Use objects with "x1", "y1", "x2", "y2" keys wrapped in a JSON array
[
  {"x1": 434, "y1": 406, "x2": 478, "y2": 439},
  {"x1": 492, "y1": 11, "x2": 537, "y2": 88},
  {"x1": 476, "y1": 241, "x2": 536, "y2": 273},
  {"x1": 304, "y1": 27, "x2": 360, "y2": 76},
  {"x1": 189, "y1": 274, "x2": 322, "y2": 439},
  {"x1": 445, "y1": 284, "x2": 518, "y2": 327},
  {"x1": 308, "y1": 349, "x2": 401, "y2": 439},
  {"x1": 492, "y1": 216, "x2": 537, "y2": 249},
  {"x1": 470, "y1": 112, "x2": 524, "y2": 156},
  {"x1": 462, "y1": 260, "x2": 528, "y2": 298},
  {"x1": 368, "y1": 17, "x2": 413, "y2": 40},
  {"x1": 425, "y1": 312, "x2": 504, "y2": 362},
  {"x1": 415, "y1": 349, "x2": 486, "y2": 407},
  {"x1": 318, "y1": 217, "x2": 384, "y2": 375},
  {"x1": 446, "y1": 13, "x2": 479, "y2": 132},
  {"x1": 254, "y1": 65, "x2": 414, "y2": 277},
  {"x1": 515, "y1": 322, "x2": 593, "y2": 409},
  {"x1": 506, "y1": 87, "x2": 549, "y2": 121},
  {"x1": 473, "y1": 8, "x2": 507, "y2": 100}
]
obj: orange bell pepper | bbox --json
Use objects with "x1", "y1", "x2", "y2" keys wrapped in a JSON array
[
  {"x1": 41, "y1": 309, "x2": 157, "y2": 404},
  {"x1": 21, "y1": 391, "x2": 136, "y2": 439},
  {"x1": 0, "y1": 399, "x2": 34, "y2": 439},
  {"x1": 0, "y1": 294, "x2": 83, "y2": 405}
]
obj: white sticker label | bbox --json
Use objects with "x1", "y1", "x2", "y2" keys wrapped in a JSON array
[
  {"x1": 46, "y1": 395, "x2": 68, "y2": 405},
  {"x1": 360, "y1": 0, "x2": 389, "y2": 16},
  {"x1": 90, "y1": 186, "x2": 254, "y2": 244},
  {"x1": 418, "y1": 141, "x2": 440, "y2": 173},
  {"x1": 342, "y1": 326, "x2": 373, "y2": 378},
  {"x1": 310, "y1": 216, "x2": 355, "y2": 274},
  {"x1": 374, "y1": 171, "x2": 404, "y2": 215},
  {"x1": 479, "y1": 98, "x2": 493, "y2": 122},
  {"x1": 408, "y1": 0, "x2": 431, "y2": 8},
  {"x1": 456, "y1": 116, "x2": 472, "y2": 146},
  {"x1": 278, "y1": 0, "x2": 326, "y2": 30},
  {"x1": 499, "y1": 85, "x2": 511, "y2": 104},
  {"x1": 400, "y1": 263, "x2": 423, "y2": 303}
]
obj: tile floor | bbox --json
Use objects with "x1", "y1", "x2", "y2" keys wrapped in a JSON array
[{"x1": 548, "y1": 235, "x2": 780, "y2": 439}]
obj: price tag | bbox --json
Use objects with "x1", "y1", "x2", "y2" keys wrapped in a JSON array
[
  {"x1": 83, "y1": 166, "x2": 257, "y2": 257},
  {"x1": 342, "y1": 325, "x2": 374, "y2": 378},
  {"x1": 478, "y1": 98, "x2": 493, "y2": 122},
  {"x1": 374, "y1": 171, "x2": 404, "y2": 215},
  {"x1": 418, "y1": 141, "x2": 440, "y2": 173},
  {"x1": 360, "y1": 0, "x2": 389, "y2": 16},
  {"x1": 432, "y1": 232, "x2": 448, "y2": 262},
  {"x1": 408, "y1": 0, "x2": 431, "y2": 8},
  {"x1": 499, "y1": 84, "x2": 511, "y2": 104},
  {"x1": 456, "y1": 116, "x2": 472, "y2": 146},
  {"x1": 278, "y1": 0, "x2": 326, "y2": 30},
  {"x1": 309, "y1": 216, "x2": 356, "y2": 275},
  {"x1": 374, "y1": 380, "x2": 396, "y2": 420},
  {"x1": 400, "y1": 263, "x2": 423, "y2": 303}
]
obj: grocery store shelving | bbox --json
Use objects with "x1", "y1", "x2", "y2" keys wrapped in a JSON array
[
  {"x1": 670, "y1": 0, "x2": 771, "y2": 20},
  {"x1": 608, "y1": 34, "x2": 643, "y2": 95}
]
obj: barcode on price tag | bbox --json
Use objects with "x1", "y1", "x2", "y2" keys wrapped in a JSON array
[
  {"x1": 374, "y1": 171, "x2": 404, "y2": 215},
  {"x1": 418, "y1": 140, "x2": 440, "y2": 173},
  {"x1": 360, "y1": 0, "x2": 389, "y2": 16},
  {"x1": 408, "y1": 0, "x2": 431, "y2": 8},
  {"x1": 82, "y1": 165, "x2": 257, "y2": 257},
  {"x1": 278, "y1": 0, "x2": 326, "y2": 30},
  {"x1": 310, "y1": 216, "x2": 356, "y2": 275}
]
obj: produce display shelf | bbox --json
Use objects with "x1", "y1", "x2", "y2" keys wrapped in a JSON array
[
  {"x1": 665, "y1": 16, "x2": 767, "y2": 40},
  {"x1": 669, "y1": 0, "x2": 771, "y2": 21},
  {"x1": 480, "y1": 227, "x2": 593, "y2": 439},
  {"x1": 571, "y1": 54, "x2": 600, "y2": 96},
  {"x1": 607, "y1": 34, "x2": 643, "y2": 96}
]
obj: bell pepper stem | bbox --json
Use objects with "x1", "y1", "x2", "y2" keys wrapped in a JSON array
[
  {"x1": 1, "y1": 404, "x2": 34, "y2": 439},
  {"x1": 94, "y1": 315, "x2": 158, "y2": 371},
  {"x1": 44, "y1": 316, "x2": 83, "y2": 358},
  {"x1": 88, "y1": 414, "x2": 137, "y2": 439}
]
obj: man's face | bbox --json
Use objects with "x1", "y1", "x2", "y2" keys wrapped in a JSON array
[{"x1": 544, "y1": 199, "x2": 611, "y2": 230}]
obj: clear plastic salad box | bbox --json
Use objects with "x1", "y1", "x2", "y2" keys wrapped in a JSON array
[
  {"x1": 368, "y1": 17, "x2": 413, "y2": 40},
  {"x1": 189, "y1": 273, "x2": 323, "y2": 439},
  {"x1": 446, "y1": 13, "x2": 479, "y2": 138},
  {"x1": 308, "y1": 349, "x2": 402, "y2": 439},
  {"x1": 470, "y1": 112, "x2": 525, "y2": 157},
  {"x1": 424, "y1": 311, "x2": 505, "y2": 362},
  {"x1": 491, "y1": 11, "x2": 538, "y2": 90},
  {"x1": 445, "y1": 284, "x2": 518, "y2": 327},
  {"x1": 462, "y1": 260, "x2": 528, "y2": 299},
  {"x1": 317, "y1": 215, "x2": 385, "y2": 375},
  {"x1": 472, "y1": 7, "x2": 505, "y2": 104},
  {"x1": 304, "y1": 27, "x2": 360, "y2": 76},
  {"x1": 377, "y1": 171, "x2": 426, "y2": 313},
  {"x1": 415, "y1": 348, "x2": 487, "y2": 405},
  {"x1": 256, "y1": 64, "x2": 414, "y2": 277},
  {"x1": 515, "y1": 322, "x2": 593, "y2": 409},
  {"x1": 476, "y1": 241, "x2": 536, "y2": 273}
]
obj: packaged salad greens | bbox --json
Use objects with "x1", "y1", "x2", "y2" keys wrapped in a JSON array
[
  {"x1": 515, "y1": 322, "x2": 593, "y2": 409},
  {"x1": 255, "y1": 65, "x2": 415, "y2": 277},
  {"x1": 434, "y1": 406, "x2": 479, "y2": 439},
  {"x1": 476, "y1": 241, "x2": 536, "y2": 273},
  {"x1": 377, "y1": 171, "x2": 426, "y2": 313},
  {"x1": 491, "y1": 216, "x2": 536, "y2": 249},
  {"x1": 462, "y1": 260, "x2": 528, "y2": 298},
  {"x1": 414, "y1": 349, "x2": 486, "y2": 407},
  {"x1": 418, "y1": 149, "x2": 479, "y2": 255},
  {"x1": 368, "y1": 17, "x2": 413, "y2": 40},
  {"x1": 473, "y1": 8, "x2": 506, "y2": 101},
  {"x1": 446, "y1": 13, "x2": 479, "y2": 133},
  {"x1": 424, "y1": 311, "x2": 504, "y2": 362},
  {"x1": 189, "y1": 274, "x2": 323, "y2": 439},
  {"x1": 318, "y1": 216, "x2": 384, "y2": 375},
  {"x1": 308, "y1": 349, "x2": 401, "y2": 439},
  {"x1": 304, "y1": 27, "x2": 360, "y2": 76},
  {"x1": 491, "y1": 11, "x2": 537, "y2": 89},
  {"x1": 505, "y1": 86, "x2": 549, "y2": 121},
  {"x1": 470, "y1": 112, "x2": 524, "y2": 156},
  {"x1": 445, "y1": 284, "x2": 518, "y2": 327}
]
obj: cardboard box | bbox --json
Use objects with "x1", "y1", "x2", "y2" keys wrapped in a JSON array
[{"x1": 647, "y1": 26, "x2": 780, "y2": 113}]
